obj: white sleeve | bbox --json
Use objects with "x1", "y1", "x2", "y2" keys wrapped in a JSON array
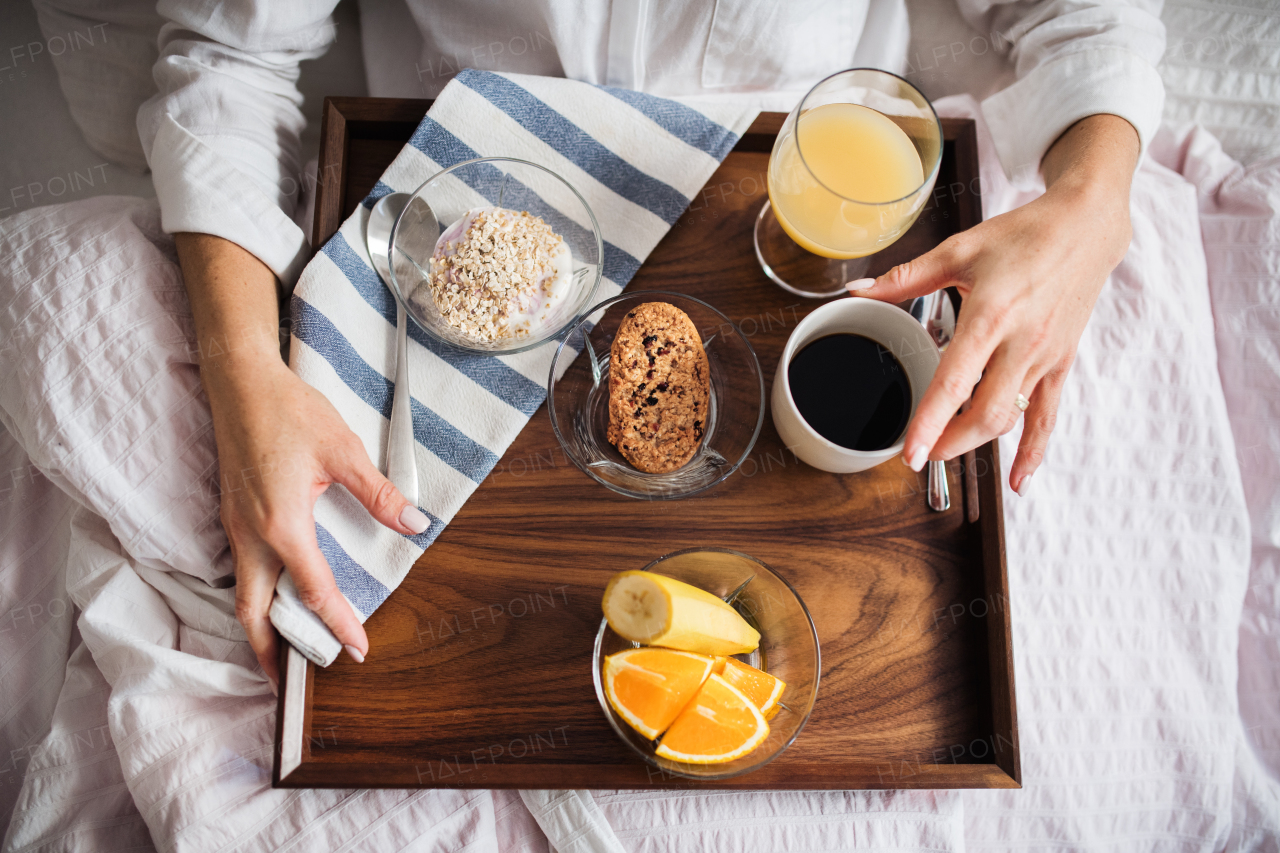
[
  {"x1": 953, "y1": 0, "x2": 1166, "y2": 185},
  {"x1": 137, "y1": 0, "x2": 341, "y2": 285}
]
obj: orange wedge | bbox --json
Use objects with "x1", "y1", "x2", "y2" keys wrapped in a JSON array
[
  {"x1": 603, "y1": 648, "x2": 715, "y2": 739},
  {"x1": 655, "y1": 673, "x2": 769, "y2": 764},
  {"x1": 714, "y1": 658, "x2": 786, "y2": 720}
]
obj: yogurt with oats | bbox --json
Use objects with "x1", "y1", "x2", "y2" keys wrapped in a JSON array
[{"x1": 410, "y1": 207, "x2": 572, "y2": 342}]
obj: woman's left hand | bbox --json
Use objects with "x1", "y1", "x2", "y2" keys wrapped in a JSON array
[{"x1": 849, "y1": 114, "x2": 1140, "y2": 495}]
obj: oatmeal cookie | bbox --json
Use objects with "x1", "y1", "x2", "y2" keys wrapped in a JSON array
[{"x1": 607, "y1": 302, "x2": 710, "y2": 473}]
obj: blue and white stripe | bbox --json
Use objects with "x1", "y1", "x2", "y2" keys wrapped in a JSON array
[{"x1": 272, "y1": 69, "x2": 755, "y2": 666}]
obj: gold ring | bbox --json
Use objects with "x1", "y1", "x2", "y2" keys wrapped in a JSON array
[{"x1": 1014, "y1": 393, "x2": 1030, "y2": 412}]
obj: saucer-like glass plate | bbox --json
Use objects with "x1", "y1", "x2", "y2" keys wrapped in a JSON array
[{"x1": 548, "y1": 291, "x2": 765, "y2": 500}]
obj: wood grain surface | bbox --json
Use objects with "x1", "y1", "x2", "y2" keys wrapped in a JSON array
[{"x1": 278, "y1": 99, "x2": 1018, "y2": 789}]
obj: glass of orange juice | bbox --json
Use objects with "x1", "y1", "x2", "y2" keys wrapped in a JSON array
[{"x1": 755, "y1": 69, "x2": 943, "y2": 298}]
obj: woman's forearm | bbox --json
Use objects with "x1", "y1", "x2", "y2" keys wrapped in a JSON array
[
  {"x1": 174, "y1": 233, "x2": 290, "y2": 397},
  {"x1": 173, "y1": 233, "x2": 403, "y2": 677},
  {"x1": 1041, "y1": 114, "x2": 1141, "y2": 215}
]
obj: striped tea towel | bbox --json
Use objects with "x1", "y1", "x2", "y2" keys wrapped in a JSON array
[{"x1": 270, "y1": 69, "x2": 755, "y2": 667}]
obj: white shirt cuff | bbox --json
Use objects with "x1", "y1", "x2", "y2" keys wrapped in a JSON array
[
  {"x1": 149, "y1": 115, "x2": 310, "y2": 287},
  {"x1": 980, "y1": 47, "x2": 1165, "y2": 189}
]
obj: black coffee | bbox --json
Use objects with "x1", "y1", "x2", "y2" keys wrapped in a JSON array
[{"x1": 787, "y1": 333, "x2": 911, "y2": 452}]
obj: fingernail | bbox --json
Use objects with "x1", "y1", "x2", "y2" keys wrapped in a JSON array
[
  {"x1": 399, "y1": 505, "x2": 430, "y2": 534},
  {"x1": 846, "y1": 277, "x2": 876, "y2": 293},
  {"x1": 344, "y1": 644, "x2": 366, "y2": 664},
  {"x1": 1016, "y1": 474, "x2": 1032, "y2": 497},
  {"x1": 268, "y1": 677, "x2": 279, "y2": 697},
  {"x1": 905, "y1": 446, "x2": 928, "y2": 472}
]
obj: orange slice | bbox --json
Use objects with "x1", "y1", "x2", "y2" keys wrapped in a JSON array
[
  {"x1": 655, "y1": 673, "x2": 769, "y2": 764},
  {"x1": 603, "y1": 648, "x2": 715, "y2": 739},
  {"x1": 716, "y1": 658, "x2": 786, "y2": 720}
]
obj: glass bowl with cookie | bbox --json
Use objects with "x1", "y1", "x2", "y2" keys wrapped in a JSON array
[
  {"x1": 547, "y1": 291, "x2": 765, "y2": 499},
  {"x1": 388, "y1": 157, "x2": 604, "y2": 354}
]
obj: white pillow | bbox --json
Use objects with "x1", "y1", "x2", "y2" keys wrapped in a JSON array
[{"x1": 32, "y1": 0, "x2": 163, "y2": 173}]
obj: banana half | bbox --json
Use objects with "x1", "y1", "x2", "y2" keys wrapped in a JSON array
[{"x1": 602, "y1": 570, "x2": 760, "y2": 655}]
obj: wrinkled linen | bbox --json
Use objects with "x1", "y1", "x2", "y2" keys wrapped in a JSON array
[
  {"x1": 0, "y1": 431, "x2": 77, "y2": 836},
  {"x1": 1, "y1": 92, "x2": 1277, "y2": 850},
  {"x1": 1158, "y1": 0, "x2": 1280, "y2": 167},
  {"x1": 1151, "y1": 122, "x2": 1280, "y2": 848}
]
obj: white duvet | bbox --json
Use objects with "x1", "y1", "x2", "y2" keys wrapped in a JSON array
[{"x1": 0, "y1": 85, "x2": 1277, "y2": 850}]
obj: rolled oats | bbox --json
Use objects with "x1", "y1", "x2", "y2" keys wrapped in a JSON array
[{"x1": 428, "y1": 208, "x2": 567, "y2": 342}]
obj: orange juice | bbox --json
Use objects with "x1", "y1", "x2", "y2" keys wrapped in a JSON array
[{"x1": 768, "y1": 103, "x2": 925, "y2": 259}]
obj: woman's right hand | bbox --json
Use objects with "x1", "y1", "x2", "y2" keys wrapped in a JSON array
[
  {"x1": 175, "y1": 233, "x2": 428, "y2": 687},
  {"x1": 207, "y1": 360, "x2": 429, "y2": 685}
]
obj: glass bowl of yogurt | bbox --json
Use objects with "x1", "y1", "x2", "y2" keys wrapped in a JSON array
[{"x1": 388, "y1": 157, "x2": 604, "y2": 354}]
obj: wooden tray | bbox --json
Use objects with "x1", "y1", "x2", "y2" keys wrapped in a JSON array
[{"x1": 275, "y1": 97, "x2": 1018, "y2": 790}]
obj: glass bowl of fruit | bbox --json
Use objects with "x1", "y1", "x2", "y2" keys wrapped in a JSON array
[{"x1": 592, "y1": 547, "x2": 820, "y2": 780}]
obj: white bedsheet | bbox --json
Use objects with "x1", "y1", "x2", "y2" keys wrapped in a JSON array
[
  {"x1": 0, "y1": 89, "x2": 1277, "y2": 850},
  {"x1": 1154, "y1": 122, "x2": 1280, "y2": 848},
  {"x1": 1158, "y1": 0, "x2": 1280, "y2": 167},
  {"x1": 0, "y1": 430, "x2": 77, "y2": 837}
]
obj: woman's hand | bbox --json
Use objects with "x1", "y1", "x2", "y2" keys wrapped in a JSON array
[
  {"x1": 176, "y1": 234, "x2": 428, "y2": 686},
  {"x1": 209, "y1": 361, "x2": 428, "y2": 684},
  {"x1": 849, "y1": 114, "x2": 1140, "y2": 495}
]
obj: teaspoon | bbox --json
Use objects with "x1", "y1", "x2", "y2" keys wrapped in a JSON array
[
  {"x1": 365, "y1": 192, "x2": 418, "y2": 506},
  {"x1": 909, "y1": 290, "x2": 956, "y2": 512}
]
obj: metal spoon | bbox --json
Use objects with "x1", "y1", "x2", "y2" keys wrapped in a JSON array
[
  {"x1": 909, "y1": 290, "x2": 956, "y2": 512},
  {"x1": 365, "y1": 192, "x2": 418, "y2": 506}
]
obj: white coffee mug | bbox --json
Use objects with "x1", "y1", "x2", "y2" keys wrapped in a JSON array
[{"x1": 772, "y1": 297, "x2": 940, "y2": 474}]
